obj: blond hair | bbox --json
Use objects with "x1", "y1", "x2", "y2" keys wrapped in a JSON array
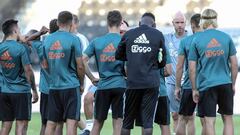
[{"x1": 200, "y1": 9, "x2": 218, "y2": 29}]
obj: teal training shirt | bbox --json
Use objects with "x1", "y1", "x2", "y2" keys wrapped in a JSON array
[
  {"x1": 84, "y1": 33, "x2": 126, "y2": 90},
  {"x1": 178, "y1": 32, "x2": 201, "y2": 90},
  {"x1": 0, "y1": 40, "x2": 31, "y2": 93},
  {"x1": 32, "y1": 41, "x2": 49, "y2": 94},
  {"x1": 159, "y1": 46, "x2": 172, "y2": 96},
  {"x1": 188, "y1": 29, "x2": 237, "y2": 91},
  {"x1": 43, "y1": 31, "x2": 82, "y2": 90}
]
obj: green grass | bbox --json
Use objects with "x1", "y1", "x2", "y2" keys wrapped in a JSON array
[{"x1": 2, "y1": 113, "x2": 240, "y2": 135}]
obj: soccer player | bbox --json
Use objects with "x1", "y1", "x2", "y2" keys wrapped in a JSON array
[
  {"x1": 164, "y1": 11, "x2": 188, "y2": 133},
  {"x1": 175, "y1": 14, "x2": 203, "y2": 135},
  {"x1": 133, "y1": 15, "x2": 171, "y2": 135},
  {"x1": 116, "y1": 12, "x2": 166, "y2": 135},
  {"x1": 24, "y1": 25, "x2": 65, "y2": 135},
  {"x1": 25, "y1": 28, "x2": 50, "y2": 135},
  {"x1": 189, "y1": 9, "x2": 238, "y2": 135},
  {"x1": 83, "y1": 10, "x2": 126, "y2": 135},
  {"x1": 70, "y1": 14, "x2": 91, "y2": 132},
  {"x1": 0, "y1": 19, "x2": 38, "y2": 135},
  {"x1": 80, "y1": 20, "x2": 129, "y2": 135},
  {"x1": 43, "y1": 11, "x2": 85, "y2": 135}
]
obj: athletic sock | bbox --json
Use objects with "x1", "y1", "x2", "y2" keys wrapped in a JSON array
[{"x1": 85, "y1": 119, "x2": 93, "y2": 131}]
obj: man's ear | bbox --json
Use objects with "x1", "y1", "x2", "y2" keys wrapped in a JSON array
[{"x1": 152, "y1": 23, "x2": 156, "y2": 28}]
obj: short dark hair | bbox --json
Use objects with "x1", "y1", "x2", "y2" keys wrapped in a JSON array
[
  {"x1": 72, "y1": 14, "x2": 79, "y2": 24},
  {"x1": 190, "y1": 14, "x2": 201, "y2": 28},
  {"x1": 107, "y1": 10, "x2": 122, "y2": 27},
  {"x1": 27, "y1": 29, "x2": 40, "y2": 40},
  {"x1": 2, "y1": 19, "x2": 18, "y2": 36},
  {"x1": 57, "y1": 11, "x2": 73, "y2": 25},
  {"x1": 49, "y1": 19, "x2": 59, "y2": 33},
  {"x1": 142, "y1": 12, "x2": 155, "y2": 21},
  {"x1": 123, "y1": 20, "x2": 129, "y2": 27},
  {"x1": 28, "y1": 29, "x2": 38, "y2": 35}
]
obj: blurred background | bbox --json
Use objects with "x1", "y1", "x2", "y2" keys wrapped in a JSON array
[{"x1": 0, "y1": 0, "x2": 240, "y2": 113}]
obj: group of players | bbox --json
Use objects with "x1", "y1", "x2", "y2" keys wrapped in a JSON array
[{"x1": 0, "y1": 7, "x2": 238, "y2": 135}]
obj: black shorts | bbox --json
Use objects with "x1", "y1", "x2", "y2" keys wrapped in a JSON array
[
  {"x1": 154, "y1": 96, "x2": 170, "y2": 125},
  {"x1": 198, "y1": 83, "x2": 233, "y2": 117},
  {"x1": 0, "y1": 93, "x2": 32, "y2": 121},
  {"x1": 179, "y1": 90, "x2": 196, "y2": 116},
  {"x1": 94, "y1": 88, "x2": 125, "y2": 121},
  {"x1": 40, "y1": 93, "x2": 48, "y2": 125},
  {"x1": 122, "y1": 87, "x2": 159, "y2": 129},
  {"x1": 48, "y1": 88, "x2": 81, "y2": 122},
  {"x1": 136, "y1": 96, "x2": 170, "y2": 126}
]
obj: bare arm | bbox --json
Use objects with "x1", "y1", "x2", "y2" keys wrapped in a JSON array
[
  {"x1": 82, "y1": 55, "x2": 98, "y2": 85},
  {"x1": 189, "y1": 60, "x2": 199, "y2": 103},
  {"x1": 24, "y1": 64, "x2": 38, "y2": 103},
  {"x1": 25, "y1": 26, "x2": 49, "y2": 42},
  {"x1": 164, "y1": 63, "x2": 172, "y2": 77},
  {"x1": 76, "y1": 57, "x2": 85, "y2": 89},
  {"x1": 230, "y1": 55, "x2": 238, "y2": 94},
  {"x1": 189, "y1": 61, "x2": 197, "y2": 91},
  {"x1": 175, "y1": 56, "x2": 185, "y2": 88}
]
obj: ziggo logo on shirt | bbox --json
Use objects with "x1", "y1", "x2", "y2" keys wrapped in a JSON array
[
  {"x1": 48, "y1": 52, "x2": 65, "y2": 59},
  {"x1": 0, "y1": 61, "x2": 15, "y2": 69},
  {"x1": 131, "y1": 45, "x2": 151, "y2": 53},
  {"x1": 205, "y1": 49, "x2": 224, "y2": 58},
  {"x1": 100, "y1": 54, "x2": 115, "y2": 62}
]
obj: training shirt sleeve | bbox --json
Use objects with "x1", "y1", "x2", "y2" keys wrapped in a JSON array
[
  {"x1": 166, "y1": 46, "x2": 172, "y2": 64},
  {"x1": 84, "y1": 39, "x2": 95, "y2": 58},
  {"x1": 115, "y1": 33, "x2": 127, "y2": 61},
  {"x1": 229, "y1": 38, "x2": 237, "y2": 56},
  {"x1": 21, "y1": 46, "x2": 31, "y2": 66},
  {"x1": 178, "y1": 39, "x2": 185, "y2": 56},
  {"x1": 73, "y1": 36, "x2": 82, "y2": 58},
  {"x1": 188, "y1": 39, "x2": 199, "y2": 61},
  {"x1": 32, "y1": 41, "x2": 43, "y2": 60}
]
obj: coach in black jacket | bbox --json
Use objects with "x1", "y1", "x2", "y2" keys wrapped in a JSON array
[{"x1": 116, "y1": 12, "x2": 166, "y2": 135}]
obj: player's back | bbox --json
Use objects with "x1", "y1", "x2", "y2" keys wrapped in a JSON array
[
  {"x1": 124, "y1": 25, "x2": 164, "y2": 89},
  {"x1": 190, "y1": 29, "x2": 236, "y2": 90},
  {"x1": 0, "y1": 40, "x2": 30, "y2": 93},
  {"x1": 44, "y1": 30, "x2": 82, "y2": 89},
  {"x1": 87, "y1": 33, "x2": 126, "y2": 90}
]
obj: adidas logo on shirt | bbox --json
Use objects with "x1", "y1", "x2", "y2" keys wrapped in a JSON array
[
  {"x1": 50, "y1": 41, "x2": 62, "y2": 50},
  {"x1": 1, "y1": 51, "x2": 12, "y2": 60},
  {"x1": 207, "y1": 38, "x2": 221, "y2": 48},
  {"x1": 134, "y1": 34, "x2": 150, "y2": 44},
  {"x1": 103, "y1": 43, "x2": 116, "y2": 53}
]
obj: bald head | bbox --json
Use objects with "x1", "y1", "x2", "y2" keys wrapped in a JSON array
[
  {"x1": 172, "y1": 11, "x2": 186, "y2": 37},
  {"x1": 172, "y1": 11, "x2": 186, "y2": 22}
]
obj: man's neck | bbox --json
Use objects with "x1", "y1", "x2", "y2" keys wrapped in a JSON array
[
  {"x1": 206, "y1": 25, "x2": 215, "y2": 30},
  {"x1": 5, "y1": 35, "x2": 17, "y2": 41},
  {"x1": 175, "y1": 31, "x2": 186, "y2": 39},
  {"x1": 72, "y1": 29, "x2": 78, "y2": 34},
  {"x1": 194, "y1": 29, "x2": 202, "y2": 33},
  {"x1": 59, "y1": 27, "x2": 70, "y2": 32},
  {"x1": 108, "y1": 26, "x2": 120, "y2": 34}
]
